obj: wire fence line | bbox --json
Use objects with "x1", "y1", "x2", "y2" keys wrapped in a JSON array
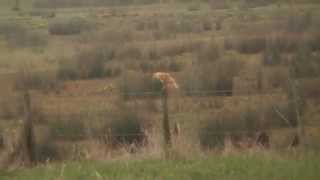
[
  {"x1": 52, "y1": 126, "x2": 307, "y2": 139},
  {"x1": 100, "y1": 89, "x2": 287, "y2": 98},
  {"x1": 1, "y1": 69, "x2": 310, "y2": 147}
]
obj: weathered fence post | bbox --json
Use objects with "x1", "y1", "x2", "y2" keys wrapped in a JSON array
[
  {"x1": 288, "y1": 56, "x2": 305, "y2": 149},
  {"x1": 20, "y1": 89, "x2": 36, "y2": 166},
  {"x1": 289, "y1": 77, "x2": 305, "y2": 148},
  {"x1": 161, "y1": 89, "x2": 171, "y2": 157}
]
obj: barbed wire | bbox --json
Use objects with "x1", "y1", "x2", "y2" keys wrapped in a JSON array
[
  {"x1": 114, "y1": 89, "x2": 286, "y2": 97},
  {"x1": 51, "y1": 125, "x2": 309, "y2": 139}
]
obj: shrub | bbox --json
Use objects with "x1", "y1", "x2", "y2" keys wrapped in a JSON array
[
  {"x1": 199, "y1": 109, "x2": 260, "y2": 149},
  {"x1": 199, "y1": 119, "x2": 226, "y2": 149},
  {"x1": 120, "y1": 71, "x2": 162, "y2": 99},
  {"x1": 262, "y1": 67, "x2": 290, "y2": 90},
  {"x1": 15, "y1": 70, "x2": 61, "y2": 93},
  {"x1": 241, "y1": 0, "x2": 271, "y2": 8},
  {"x1": 292, "y1": 47, "x2": 320, "y2": 78},
  {"x1": 36, "y1": 135, "x2": 62, "y2": 162},
  {"x1": 143, "y1": 47, "x2": 161, "y2": 61},
  {"x1": 0, "y1": 95, "x2": 23, "y2": 120},
  {"x1": 77, "y1": 54, "x2": 107, "y2": 79},
  {"x1": 57, "y1": 60, "x2": 79, "y2": 80},
  {"x1": 140, "y1": 59, "x2": 183, "y2": 73},
  {"x1": 104, "y1": 65, "x2": 122, "y2": 78},
  {"x1": 263, "y1": 102, "x2": 298, "y2": 128},
  {"x1": 158, "y1": 40, "x2": 203, "y2": 58},
  {"x1": 136, "y1": 19, "x2": 160, "y2": 31},
  {"x1": 168, "y1": 60, "x2": 183, "y2": 72},
  {"x1": 265, "y1": 33, "x2": 301, "y2": 53},
  {"x1": 29, "y1": 9, "x2": 55, "y2": 18},
  {"x1": 202, "y1": 19, "x2": 212, "y2": 31},
  {"x1": 95, "y1": 29, "x2": 134, "y2": 44},
  {"x1": 49, "y1": 118, "x2": 86, "y2": 141},
  {"x1": 117, "y1": 45, "x2": 143, "y2": 60},
  {"x1": 182, "y1": 55, "x2": 243, "y2": 96},
  {"x1": 263, "y1": 45, "x2": 282, "y2": 66},
  {"x1": 285, "y1": 12, "x2": 313, "y2": 33},
  {"x1": 76, "y1": 47, "x2": 115, "y2": 78},
  {"x1": 0, "y1": 22, "x2": 47, "y2": 48},
  {"x1": 187, "y1": 2, "x2": 201, "y2": 11},
  {"x1": 162, "y1": 18, "x2": 196, "y2": 34},
  {"x1": 215, "y1": 19, "x2": 223, "y2": 31},
  {"x1": 198, "y1": 40, "x2": 222, "y2": 63},
  {"x1": 209, "y1": 0, "x2": 229, "y2": 9},
  {"x1": 49, "y1": 17, "x2": 93, "y2": 35},
  {"x1": 300, "y1": 78, "x2": 320, "y2": 99},
  {"x1": 308, "y1": 32, "x2": 320, "y2": 51},
  {"x1": 57, "y1": 46, "x2": 116, "y2": 80},
  {"x1": 107, "y1": 110, "x2": 146, "y2": 146},
  {"x1": 231, "y1": 35, "x2": 267, "y2": 54}
]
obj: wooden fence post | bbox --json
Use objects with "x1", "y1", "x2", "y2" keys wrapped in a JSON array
[
  {"x1": 161, "y1": 89, "x2": 171, "y2": 157},
  {"x1": 20, "y1": 89, "x2": 36, "y2": 166}
]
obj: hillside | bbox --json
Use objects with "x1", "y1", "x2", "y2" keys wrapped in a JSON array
[{"x1": 0, "y1": 0, "x2": 319, "y2": 175}]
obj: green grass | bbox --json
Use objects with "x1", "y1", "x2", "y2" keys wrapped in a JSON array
[{"x1": 1, "y1": 154, "x2": 320, "y2": 180}]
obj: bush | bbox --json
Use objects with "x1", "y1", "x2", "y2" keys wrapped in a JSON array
[
  {"x1": 187, "y1": 2, "x2": 201, "y2": 11},
  {"x1": 263, "y1": 102, "x2": 298, "y2": 128},
  {"x1": 265, "y1": 33, "x2": 301, "y2": 53},
  {"x1": 36, "y1": 136, "x2": 62, "y2": 162},
  {"x1": 209, "y1": 0, "x2": 229, "y2": 9},
  {"x1": 300, "y1": 78, "x2": 320, "y2": 99},
  {"x1": 29, "y1": 9, "x2": 55, "y2": 18},
  {"x1": 152, "y1": 40, "x2": 202, "y2": 58},
  {"x1": 182, "y1": 55, "x2": 243, "y2": 96},
  {"x1": 285, "y1": 12, "x2": 313, "y2": 33},
  {"x1": 162, "y1": 18, "x2": 196, "y2": 34},
  {"x1": 77, "y1": 52, "x2": 108, "y2": 79},
  {"x1": 49, "y1": 118, "x2": 86, "y2": 141},
  {"x1": 225, "y1": 35, "x2": 266, "y2": 54},
  {"x1": 57, "y1": 46, "x2": 116, "y2": 80},
  {"x1": 202, "y1": 19, "x2": 212, "y2": 31},
  {"x1": 117, "y1": 45, "x2": 143, "y2": 60},
  {"x1": 0, "y1": 22, "x2": 47, "y2": 48},
  {"x1": 263, "y1": 45, "x2": 282, "y2": 66},
  {"x1": 198, "y1": 40, "x2": 222, "y2": 63},
  {"x1": 292, "y1": 47, "x2": 320, "y2": 78},
  {"x1": 49, "y1": 17, "x2": 93, "y2": 35},
  {"x1": 0, "y1": 95, "x2": 23, "y2": 120},
  {"x1": 120, "y1": 71, "x2": 162, "y2": 99},
  {"x1": 199, "y1": 109, "x2": 260, "y2": 149},
  {"x1": 104, "y1": 65, "x2": 122, "y2": 78},
  {"x1": 308, "y1": 32, "x2": 320, "y2": 51},
  {"x1": 140, "y1": 59, "x2": 183, "y2": 73},
  {"x1": 107, "y1": 110, "x2": 146, "y2": 146},
  {"x1": 57, "y1": 60, "x2": 79, "y2": 80},
  {"x1": 15, "y1": 70, "x2": 61, "y2": 93}
]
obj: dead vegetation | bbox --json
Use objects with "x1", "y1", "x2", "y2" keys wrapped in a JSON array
[{"x1": 0, "y1": 0, "x2": 320, "y2": 170}]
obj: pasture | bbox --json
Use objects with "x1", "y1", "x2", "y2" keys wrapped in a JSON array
[{"x1": 0, "y1": 0, "x2": 319, "y2": 178}]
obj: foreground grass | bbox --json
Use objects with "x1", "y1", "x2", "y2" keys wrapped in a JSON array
[{"x1": 1, "y1": 153, "x2": 319, "y2": 180}]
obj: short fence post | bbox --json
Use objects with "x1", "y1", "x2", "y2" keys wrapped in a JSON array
[
  {"x1": 161, "y1": 89, "x2": 172, "y2": 158},
  {"x1": 19, "y1": 89, "x2": 36, "y2": 166}
]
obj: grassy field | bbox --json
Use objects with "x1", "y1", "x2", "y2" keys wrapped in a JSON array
[
  {"x1": 0, "y1": 0, "x2": 320, "y2": 177},
  {"x1": 1, "y1": 153, "x2": 320, "y2": 180}
]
